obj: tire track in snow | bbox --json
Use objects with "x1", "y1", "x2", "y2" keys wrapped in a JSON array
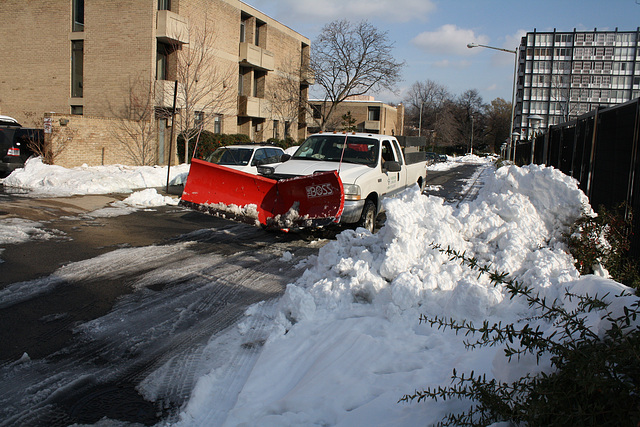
[{"x1": 0, "y1": 225, "x2": 320, "y2": 426}]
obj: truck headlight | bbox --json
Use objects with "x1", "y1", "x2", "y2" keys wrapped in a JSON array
[{"x1": 343, "y1": 184, "x2": 361, "y2": 201}]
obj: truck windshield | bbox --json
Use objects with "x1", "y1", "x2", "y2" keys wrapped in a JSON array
[
  {"x1": 206, "y1": 147, "x2": 252, "y2": 166},
  {"x1": 292, "y1": 135, "x2": 378, "y2": 166}
]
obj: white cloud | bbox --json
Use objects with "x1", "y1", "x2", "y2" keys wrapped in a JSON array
[
  {"x1": 248, "y1": 0, "x2": 436, "y2": 24},
  {"x1": 433, "y1": 59, "x2": 471, "y2": 68},
  {"x1": 411, "y1": 24, "x2": 490, "y2": 55},
  {"x1": 505, "y1": 29, "x2": 527, "y2": 51}
]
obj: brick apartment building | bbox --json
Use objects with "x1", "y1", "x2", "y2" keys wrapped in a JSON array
[
  {"x1": 0, "y1": 0, "x2": 312, "y2": 167},
  {"x1": 308, "y1": 96, "x2": 404, "y2": 136}
]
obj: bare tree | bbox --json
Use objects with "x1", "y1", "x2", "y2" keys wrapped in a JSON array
[
  {"x1": 433, "y1": 100, "x2": 460, "y2": 148},
  {"x1": 267, "y1": 58, "x2": 306, "y2": 141},
  {"x1": 403, "y1": 80, "x2": 450, "y2": 136},
  {"x1": 24, "y1": 124, "x2": 73, "y2": 165},
  {"x1": 109, "y1": 76, "x2": 158, "y2": 166},
  {"x1": 448, "y1": 89, "x2": 486, "y2": 152},
  {"x1": 484, "y1": 97, "x2": 512, "y2": 153},
  {"x1": 312, "y1": 19, "x2": 404, "y2": 131},
  {"x1": 165, "y1": 14, "x2": 236, "y2": 161}
]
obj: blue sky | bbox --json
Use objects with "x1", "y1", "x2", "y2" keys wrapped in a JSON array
[{"x1": 246, "y1": 0, "x2": 640, "y2": 105}]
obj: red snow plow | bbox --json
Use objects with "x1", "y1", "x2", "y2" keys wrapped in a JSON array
[{"x1": 179, "y1": 158, "x2": 345, "y2": 229}]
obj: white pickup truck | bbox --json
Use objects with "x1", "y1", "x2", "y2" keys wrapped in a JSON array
[{"x1": 257, "y1": 132, "x2": 428, "y2": 232}]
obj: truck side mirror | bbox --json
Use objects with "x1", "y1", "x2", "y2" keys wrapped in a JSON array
[{"x1": 383, "y1": 160, "x2": 402, "y2": 172}]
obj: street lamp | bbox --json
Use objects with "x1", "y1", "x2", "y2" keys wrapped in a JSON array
[
  {"x1": 527, "y1": 114, "x2": 543, "y2": 164},
  {"x1": 467, "y1": 42, "x2": 518, "y2": 162},
  {"x1": 470, "y1": 114, "x2": 475, "y2": 155},
  {"x1": 418, "y1": 100, "x2": 425, "y2": 137},
  {"x1": 511, "y1": 131, "x2": 520, "y2": 163}
]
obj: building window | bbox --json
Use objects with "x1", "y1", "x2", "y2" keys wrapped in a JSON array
[
  {"x1": 253, "y1": 71, "x2": 266, "y2": 98},
  {"x1": 312, "y1": 104, "x2": 322, "y2": 119},
  {"x1": 157, "y1": 42, "x2": 168, "y2": 80},
  {"x1": 194, "y1": 111, "x2": 204, "y2": 128},
  {"x1": 273, "y1": 120, "x2": 279, "y2": 139},
  {"x1": 253, "y1": 73, "x2": 259, "y2": 97},
  {"x1": 214, "y1": 115, "x2": 222, "y2": 134},
  {"x1": 73, "y1": 0, "x2": 84, "y2": 32},
  {"x1": 240, "y1": 13, "x2": 250, "y2": 43},
  {"x1": 71, "y1": 40, "x2": 83, "y2": 98},
  {"x1": 71, "y1": 105, "x2": 83, "y2": 115},
  {"x1": 239, "y1": 66, "x2": 248, "y2": 95},
  {"x1": 255, "y1": 21, "x2": 265, "y2": 47},
  {"x1": 158, "y1": 0, "x2": 170, "y2": 10},
  {"x1": 368, "y1": 106, "x2": 380, "y2": 121}
]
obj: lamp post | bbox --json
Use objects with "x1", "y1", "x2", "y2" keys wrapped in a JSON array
[
  {"x1": 527, "y1": 114, "x2": 542, "y2": 164},
  {"x1": 470, "y1": 114, "x2": 474, "y2": 155},
  {"x1": 418, "y1": 100, "x2": 425, "y2": 137},
  {"x1": 511, "y1": 131, "x2": 520, "y2": 163},
  {"x1": 467, "y1": 42, "x2": 518, "y2": 162}
]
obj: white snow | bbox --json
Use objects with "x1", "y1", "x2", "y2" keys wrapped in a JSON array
[
  {"x1": 1, "y1": 155, "x2": 635, "y2": 426},
  {"x1": 3, "y1": 157, "x2": 189, "y2": 197}
]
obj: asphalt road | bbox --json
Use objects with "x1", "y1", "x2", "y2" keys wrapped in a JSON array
[{"x1": 0, "y1": 161, "x2": 487, "y2": 426}]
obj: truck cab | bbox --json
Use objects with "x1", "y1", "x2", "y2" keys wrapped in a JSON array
[{"x1": 260, "y1": 132, "x2": 427, "y2": 232}]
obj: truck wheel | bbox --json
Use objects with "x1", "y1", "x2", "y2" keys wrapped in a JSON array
[{"x1": 357, "y1": 199, "x2": 377, "y2": 233}]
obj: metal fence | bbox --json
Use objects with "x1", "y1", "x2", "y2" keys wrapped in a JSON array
[{"x1": 531, "y1": 98, "x2": 640, "y2": 255}]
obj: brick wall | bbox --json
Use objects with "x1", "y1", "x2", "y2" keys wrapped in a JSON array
[
  {"x1": 1, "y1": 0, "x2": 310, "y2": 164},
  {"x1": 44, "y1": 113, "x2": 176, "y2": 168},
  {"x1": 0, "y1": 0, "x2": 71, "y2": 126}
]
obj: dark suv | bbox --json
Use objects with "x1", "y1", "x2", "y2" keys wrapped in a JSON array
[{"x1": 0, "y1": 116, "x2": 42, "y2": 177}]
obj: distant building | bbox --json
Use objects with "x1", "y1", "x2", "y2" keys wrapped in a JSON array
[
  {"x1": 0, "y1": 0, "x2": 311, "y2": 166},
  {"x1": 515, "y1": 28, "x2": 640, "y2": 140},
  {"x1": 308, "y1": 96, "x2": 404, "y2": 136}
]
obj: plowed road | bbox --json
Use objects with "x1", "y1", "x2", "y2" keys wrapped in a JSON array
[{"x1": 0, "y1": 162, "x2": 486, "y2": 426}]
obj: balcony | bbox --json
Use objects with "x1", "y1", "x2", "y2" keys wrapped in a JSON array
[
  {"x1": 155, "y1": 80, "x2": 185, "y2": 109},
  {"x1": 364, "y1": 120, "x2": 380, "y2": 131},
  {"x1": 156, "y1": 10, "x2": 189, "y2": 45},
  {"x1": 238, "y1": 95, "x2": 270, "y2": 118},
  {"x1": 300, "y1": 67, "x2": 315, "y2": 85},
  {"x1": 239, "y1": 42, "x2": 274, "y2": 71}
]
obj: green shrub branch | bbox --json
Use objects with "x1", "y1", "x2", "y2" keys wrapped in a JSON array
[{"x1": 401, "y1": 244, "x2": 640, "y2": 426}]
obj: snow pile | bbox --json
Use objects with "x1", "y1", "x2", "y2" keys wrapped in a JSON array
[
  {"x1": 118, "y1": 188, "x2": 180, "y2": 207},
  {"x1": 177, "y1": 163, "x2": 623, "y2": 427},
  {"x1": 0, "y1": 218, "x2": 65, "y2": 246},
  {"x1": 83, "y1": 188, "x2": 180, "y2": 218},
  {"x1": 429, "y1": 153, "x2": 490, "y2": 171},
  {"x1": 3, "y1": 157, "x2": 190, "y2": 196}
]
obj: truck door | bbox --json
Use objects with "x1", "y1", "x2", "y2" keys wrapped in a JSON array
[
  {"x1": 381, "y1": 139, "x2": 407, "y2": 196},
  {"x1": 392, "y1": 139, "x2": 408, "y2": 187}
]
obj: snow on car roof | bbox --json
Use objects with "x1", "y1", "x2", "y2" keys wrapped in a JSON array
[{"x1": 0, "y1": 115, "x2": 20, "y2": 126}]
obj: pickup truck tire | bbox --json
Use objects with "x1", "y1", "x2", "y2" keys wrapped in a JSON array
[{"x1": 356, "y1": 199, "x2": 377, "y2": 233}]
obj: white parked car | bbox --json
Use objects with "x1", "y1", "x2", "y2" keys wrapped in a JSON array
[
  {"x1": 204, "y1": 145, "x2": 286, "y2": 175},
  {"x1": 284, "y1": 146, "x2": 299, "y2": 156}
]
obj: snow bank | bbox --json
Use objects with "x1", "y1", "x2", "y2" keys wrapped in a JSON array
[
  {"x1": 177, "y1": 162, "x2": 629, "y2": 427},
  {"x1": 3, "y1": 157, "x2": 190, "y2": 196}
]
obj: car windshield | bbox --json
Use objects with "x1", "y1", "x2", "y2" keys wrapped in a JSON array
[
  {"x1": 206, "y1": 147, "x2": 253, "y2": 166},
  {"x1": 292, "y1": 135, "x2": 378, "y2": 166}
]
